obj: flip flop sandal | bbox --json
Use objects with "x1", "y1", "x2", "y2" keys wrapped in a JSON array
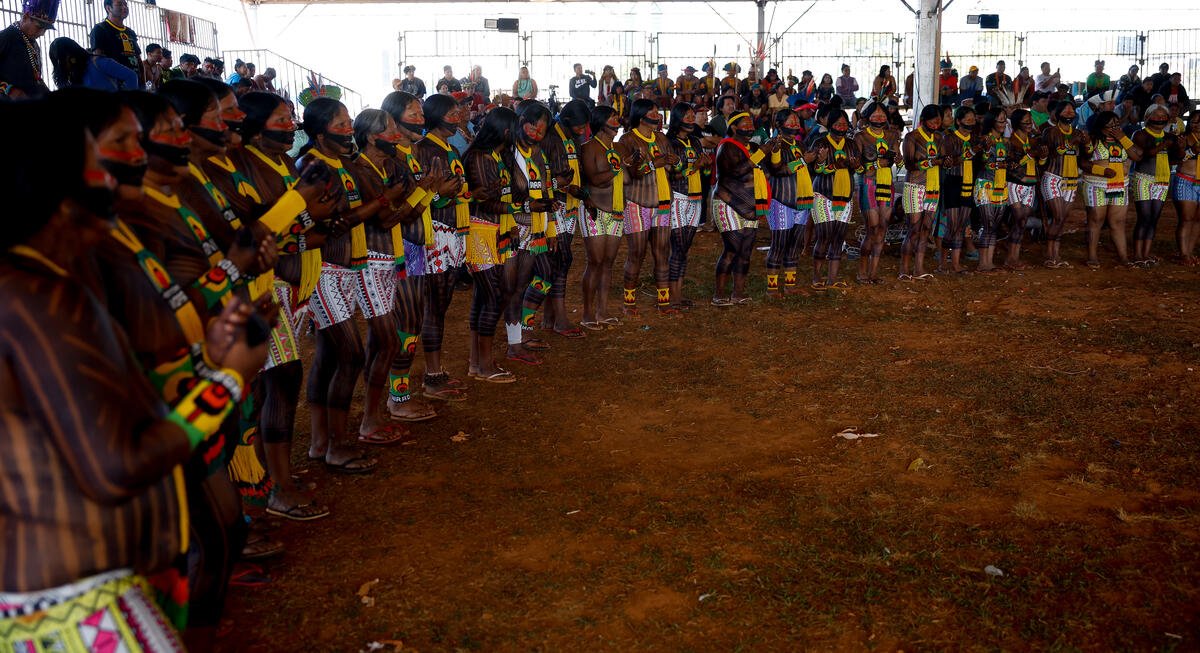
[
  {"x1": 1043, "y1": 260, "x2": 1058, "y2": 268},
  {"x1": 240, "y1": 537, "x2": 285, "y2": 562},
  {"x1": 1086, "y1": 260, "x2": 1101, "y2": 270},
  {"x1": 976, "y1": 268, "x2": 999, "y2": 275},
  {"x1": 506, "y1": 352, "x2": 543, "y2": 366},
  {"x1": 265, "y1": 502, "x2": 331, "y2": 522},
  {"x1": 676, "y1": 298, "x2": 695, "y2": 308},
  {"x1": 956, "y1": 269, "x2": 973, "y2": 275},
  {"x1": 1056, "y1": 261, "x2": 1073, "y2": 269},
  {"x1": 422, "y1": 386, "x2": 467, "y2": 402},
  {"x1": 578, "y1": 321, "x2": 604, "y2": 331},
  {"x1": 476, "y1": 369, "x2": 517, "y2": 384},
  {"x1": 621, "y1": 306, "x2": 640, "y2": 316},
  {"x1": 325, "y1": 454, "x2": 377, "y2": 474},
  {"x1": 229, "y1": 565, "x2": 273, "y2": 587},
  {"x1": 657, "y1": 306, "x2": 683, "y2": 315},
  {"x1": 828, "y1": 281, "x2": 850, "y2": 289},
  {"x1": 390, "y1": 406, "x2": 438, "y2": 422},
  {"x1": 599, "y1": 317, "x2": 622, "y2": 326},
  {"x1": 869, "y1": 278, "x2": 885, "y2": 284},
  {"x1": 554, "y1": 327, "x2": 587, "y2": 338},
  {"x1": 855, "y1": 277, "x2": 870, "y2": 285},
  {"x1": 810, "y1": 282, "x2": 827, "y2": 291},
  {"x1": 357, "y1": 424, "x2": 409, "y2": 445},
  {"x1": 733, "y1": 297, "x2": 754, "y2": 304},
  {"x1": 914, "y1": 273, "x2": 935, "y2": 280},
  {"x1": 522, "y1": 339, "x2": 551, "y2": 351},
  {"x1": 711, "y1": 297, "x2": 733, "y2": 306},
  {"x1": 897, "y1": 274, "x2": 914, "y2": 282}
]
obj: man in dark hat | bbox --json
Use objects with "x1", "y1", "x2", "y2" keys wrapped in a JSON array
[
  {"x1": 90, "y1": 0, "x2": 142, "y2": 86},
  {"x1": 167, "y1": 52, "x2": 198, "y2": 80},
  {"x1": 400, "y1": 64, "x2": 425, "y2": 98},
  {"x1": 0, "y1": 0, "x2": 57, "y2": 97}
]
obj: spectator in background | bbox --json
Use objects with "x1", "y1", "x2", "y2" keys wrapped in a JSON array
[
  {"x1": 463, "y1": 64, "x2": 489, "y2": 100},
  {"x1": 1029, "y1": 91, "x2": 1050, "y2": 128},
  {"x1": 1157, "y1": 72, "x2": 1188, "y2": 108},
  {"x1": 49, "y1": 35, "x2": 137, "y2": 90},
  {"x1": 1118, "y1": 65, "x2": 1141, "y2": 94},
  {"x1": 0, "y1": 0, "x2": 58, "y2": 98},
  {"x1": 400, "y1": 65, "x2": 426, "y2": 98},
  {"x1": 1129, "y1": 77, "x2": 1157, "y2": 118},
  {"x1": 938, "y1": 59, "x2": 957, "y2": 105},
  {"x1": 872, "y1": 64, "x2": 897, "y2": 102},
  {"x1": 1011, "y1": 66, "x2": 1033, "y2": 107},
  {"x1": 959, "y1": 65, "x2": 984, "y2": 104},
  {"x1": 815, "y1": 73, "x2": 834, "y2": 103},
  {"x1": 568, "y1": 63, "x2": 596, "y2": 104},
  {"x1": 1034, "y1": 61, "x2": 1060, "y2": 93},
  {"x1": 226, "y1": 58, "x2": 248, "y2": 85},
  {"x1": 1149, "y1": 62, "x2": 1171, "y2": 90},
  {"x1": 447, "y1": 91, "x2": 476, "y2": 154},
  {"x1": 157, "y1": 47, "x2": 172, "y2": 84},
  {"x1": 170, "y1": 52, "x2": 200, "y2": 80},
  {"x1": 512, "y1": 66, "x2": 537, "y2": 100},
  {"x1": 1085, "y1": 60, "x2": 1110, "y2": 98},
  {"x1": 790, "y1": 70, "x2": 816, "y2": 105},
  {"x1": 835, "y1": 64, "x2": 858, "y2": 105},
  {"x1": 903, "y1": 68, "x2": 913, "y2": 108},
  {"x1": 984, "y1": 60, "x2": 1011, "y2": 106},
  {"x1": 89, "y1": 0, "x2": 141, "y2": 86},
  {"x1": 141, "y1": 43, "x2": 162, "y2": 89},
  {"x1": 436, "y1": 65, "x2": 461, "y2": 93},
  {"x1": 253, "y1": 66, "x2": 276, "y2": 92},
  {"x1": 768, "y1": 83, "x2": 789, "y2": 113},
  {"x1": 597, "y1": 65, "x2": 621, "y2": 104}
]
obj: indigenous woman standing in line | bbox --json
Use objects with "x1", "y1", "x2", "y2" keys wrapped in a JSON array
[
  {"x1": 1038, "y1": 100, "x2": 1088, "y2": 268},
  {"x1": 619, "y1": 98, "x2": 679, "y2": 315},
  {"x1": 808, "y1": 110, "x2": 860, "y2": 289},
  {"x1": 380, "y1": 90, "x2": 454, "y2": 418},
  {"x1": 540, "y1": 99, "x2": 590, "y2": 337},
  {"x1": 763, "y1": 107, "x2": 813, "y2": 294},
  {"x1": 502, "y1": 100, "x2": 560, "y2": 364},
  {"x1": 350, "y1": 108, "x2": 432, "y2": 440},
  {"x1": 973, "y1": 107, "x2": 1009, "y2": 274},
  {"x1": 665, "y1": 101, "x2": 711, "y2": 307},
  {"x1": 938, "y1": 106, "x2": 982, "y2": 274},
  {"x1": 853, "y1": 101, "x2": 899, "y2": 283},
  {"x1": 298, "y1": 97, "x2": 388, "y2": 473},
  {"x1": 463, "y1": 107, "x2": 520, "y2": 381},
  {"x1": 415, "y1": 93, "x2": 472, "y2": 395},
  {"x1": 900, "y1": 104, "x2": 946, "y2": 280},
  {"x1": 1082, "y1": 110, "x2": 1141, "y2": 268},
  {"x1": 235, "y1": 91, "x2": 341, "y2": 517},
  {"x1": 711, "y1": 111, "x2": 768, "y2": 304},
  {"x1": 1130, "y1": 104, "x2": 1176, "y2": 266},
  {"x1": 578, "y1": 105, "x2": 626, "y2": 329},
  {"x1": 1003, "y1": 109, "x2": 1043, "y2": 270},
  {"x1": 1170, "y1": 111, "x2": 1200, "y2": 265}
]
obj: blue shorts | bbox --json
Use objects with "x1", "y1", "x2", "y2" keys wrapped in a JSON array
[
  {"x1": 766, "y1": 200, "x2": 808, "y2": 230},
  {"x1": 1171, "y1": 172, "x2": 1200, "y2": 202}
]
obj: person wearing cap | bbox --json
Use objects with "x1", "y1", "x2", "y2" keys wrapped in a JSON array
[
  {"x1": 169, "y1": 52, "x2": 199, "y2": 80},
  {"x1": 436, "y1": 65, "x2": 461, "y2": 94},
  {"x1": 0, "y1": 0, "x2": 57, "y2": 97},
  {"x1": 720, "y1": 62, "x2": 740, "y2": 96},
  {"x1": 1086, "y1": 60, "x2": 1111, "y2": 99},
  {"x1": 984, "y1": 60, "x2": 1011, "y2": 106},
  {"x1": 652, "y1": 64, "x2": 674, "y2": 109},
  {"x1": 89, "y1": 0, "x2": 141, "y2": 86},
  {"x1": 568, "y1": 62, "x2": 595, "y2": 104},
  {"x1": 938, "y1": 59, "x2": 957, "y2": 105},
  {"x1": 835, "y1": 64, "x2": 858, "y2": 106},
  {"x1": 400, "y1": 64, "x2": 426, "y2": 99},
  {"x1": 676, "y1": 65, "x2": 701, "y2": 104},
  {"x1": 959, "y1": 65, "x2": 984, "y2": 104}
]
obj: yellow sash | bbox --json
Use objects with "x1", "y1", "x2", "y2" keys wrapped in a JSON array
[
  {"x1": 954, "y1": 129, "x2": 974, "y2": 198},
  {"x1": 919, "y1": 128, "x2": 940, "y2": 196},
  {"x1": 676, "y1": 137, "x2": 702, "y2": 200},
  {"x1": 601, "y1": 137, "x2": 624, "y2": 215},
  {"x1": 1146, "y1": 128, "x2": 1171, "y2": 183},
  {"x1": 1058, "y1": 125, "x2": 1079, "y2": 178},
  {"x1": 308, "y1": 147, "x2": 367, "y2": 271},
  {"x1": 424, "y1": 133, "x2": 472, "y2": 234},
  {"x1": 632, "y1": 128, "x2": 672, "y2": 214},
  {"x1": 397, "y1": 144, "x2": 435, "y2": 248},
  {"x1": 555, "y1": 124, "x2": 582, "y2": 209}
]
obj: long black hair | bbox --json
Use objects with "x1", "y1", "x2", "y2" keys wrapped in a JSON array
[
  {"x1": 953, "y1": 105, "x2": 975, "y2": 128},
  {"x1": 1008, "y1": 108, "x2": 1031, "y2": 133},
  {"x1": 861, "y1": 100, "x2": 886, "y2": 125},
  {"x1": 238, "y1": 91, "x2": 286, "y2": 140},
  {"x1": 118, "y1": 90, "x2": 173, "y2": 136},
  {"x1": 300, "y1": 97, "x2": 345, "y2": 154},
  {"x1": 158, "y1": 79, "x2": 217, "y2": 128},
  {"x1": 516, "y1": 99, "x2": 551, "y2": 129},
  {"x1": 52, "y1": 87, "x2": 124, "y2": 137},
  {"x1": 1, "y1": 98, "x2": 87, "y2": 249},
  {"x1": 1088, "y1": 110, "x2": 1118, "y2": 140},
  {"x1": 381, "y1": 91, "x2": 419, "y2": 125},
  {"x1": 772, "y1": 107, "x2": 795, "y2": 134},
  {"x1": 665, "y1": 101, "x2": 695, "y2": 139},
  {"x1": 193, "y1": 76, "x2": 234, "y2": 102},
  {"x1": 590, "y1": 105, "x2": 618, "y2": 137},
  {"x1": 48, "y1": 37, "x2": 89, "y2": 88},
  {"x1": 422, "y1": 93, "x2": 457, "y2": 132},
  {"x1": 980, "y1": 107, "x2": 1005, "y2": 134},
  {"x1": 628, "y1": 98, "x2": 657, "y2": 129},
  {"x1": 918, "y1": 103, "x2": 942, "y2": 126},
  {"x1": 1051, "y1": 99, "x2": 1076, "y2": 125},
  {"x1": 466, "y1": 106, "x2": 517, "y2": 158},
  {"x1": 558, "y1": 99, "x2": 590, "y2": 130},
  {"x1": 353, "y1": 108, "x2": 390, "y2": 150}
]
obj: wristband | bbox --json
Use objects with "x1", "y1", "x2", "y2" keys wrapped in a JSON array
[
  {"x1": 377, "y1": 194, "x2": 390, "y2": 209},
  {"x1": 1119, "y1": 136, "x2": 1135, "y2": 150}
]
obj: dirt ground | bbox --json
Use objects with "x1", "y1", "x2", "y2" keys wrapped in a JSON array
[{"x1": 220, "y1": 203, "x2": 1200, "y2": 652}]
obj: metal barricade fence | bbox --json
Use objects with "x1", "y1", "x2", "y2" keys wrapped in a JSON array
[
  {"x1": 222, "y1": 48, "x2": 364, "y2": 114},
  {"x1": 526, "y1": 29, "x2": 644, "y2": 102},
  {"x1": 399, "y1": 29, "x2": 522, "y2": 101},
  {"x1": 1145, "y1": 29, "x2": 1200, "y2": 102},
  {"x1": 1, "y1": 0, "x2": 217, "y2": 90},
  {"x1": 775, "y1": 31, "x2": 897, "y2": 93},
  {"x1": 396, "y1": 27, "x2": 1200, "y2": 107}
]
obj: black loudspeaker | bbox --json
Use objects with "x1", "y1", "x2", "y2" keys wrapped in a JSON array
[
  {"x1": 979, "y1": 14, "x2": 999, "y2": 29},
  {"x1": 496, "y1": 18, "x2": 520, "y2": 33}
]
